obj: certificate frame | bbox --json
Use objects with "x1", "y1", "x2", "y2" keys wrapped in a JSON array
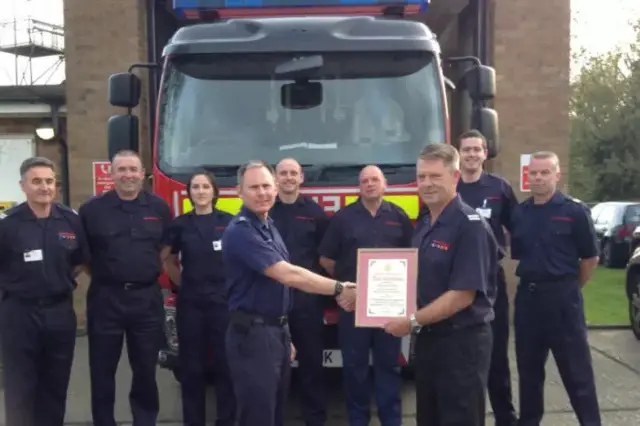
[{"x1": 354, "y1": 247, "x2": 418, "y2": 328}]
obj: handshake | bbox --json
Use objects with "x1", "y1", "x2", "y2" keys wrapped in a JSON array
[{"x1": 336, "y1": 282, "x2": 357, "y2": 311}]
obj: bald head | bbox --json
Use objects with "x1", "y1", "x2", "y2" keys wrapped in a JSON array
[
  {"x1": 276, "y1": 158, "x2": 302, "y2": 173},
  {"x1": 359, "y1": 165, "x2": 386, "y2": 202},
  {"x1": 275, "y1": 157, "x2": 304, "y2": 198}
]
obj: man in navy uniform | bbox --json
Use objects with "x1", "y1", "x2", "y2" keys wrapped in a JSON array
[
  {"x1": 385, "y1": 143, "x2": 497, "y2": 426},
  {"x1": 270, "y1": 157, "x2": 330, "y2": 426},
  {"x1": 510, "y1": 151, "x2": 601, "y2": 426},
  {"x1": 222, "y1": 160, "x2": 356, "y2": 426},
  {"x1": 319, "y1": 165, "x2": 414, "y2": 426},
  {"x1": 0, "y1": 157, "x2": 90, "y2": 426},
  {"x1": 456, "y1": 130, "x2": 519, "y2": 426},
  {"x1": 79, "y1": 150, "x2": 172, "y2": 426}
]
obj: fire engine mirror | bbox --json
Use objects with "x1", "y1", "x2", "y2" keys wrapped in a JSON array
[
  {"x1": 281, "y1": 81, "x2": 323, "y2": 110},
  {"x1": 109, "y1": 72, "x2": 142, "y2": 108},
  {"x1": 462, "y1": 65, "x2": 496, "y2": 101},
  {"x1": 475, "y1": 107, "x2": 499, "y2": 159},
  {"x1": 107, "y1": 114, "x2": 139, "y2": 159}
]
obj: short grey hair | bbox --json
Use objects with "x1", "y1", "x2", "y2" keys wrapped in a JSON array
[
  {"x1": 531, "y1": 151, "x2": 560, "y2": 170},
  {"x1": 20, "y1": 156, "x2": 55, "y2": 178},
  {"x1": 237, "y1": 160, "x2": 275, "y2": 186},
  {"x1": 418, "y1": 143, "x2": 460, "y2": 171}
]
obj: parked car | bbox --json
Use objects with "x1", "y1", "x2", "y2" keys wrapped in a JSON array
[
  {"x1": 625, "y1": 225, "x2": 640, "y2": 340},
  {"x1": 590, "y1": 202, "x2": 640, "y2": 268}
]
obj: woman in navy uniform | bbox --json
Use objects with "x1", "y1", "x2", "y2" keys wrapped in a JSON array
[{"x1": 162, "y1": 170, "x2": 236, "y2": 426}]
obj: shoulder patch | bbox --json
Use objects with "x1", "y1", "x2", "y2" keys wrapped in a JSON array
[
  {"x1": 237, "y1": 216, "x2": 248, "y2": 223},
  {"x1": 467, "y1": 214, "x2": 481, "y2": 221}
]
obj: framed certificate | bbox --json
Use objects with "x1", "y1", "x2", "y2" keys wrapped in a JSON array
[{"x1": 354, "y1": 248, "x2": 418, "y2": 328}]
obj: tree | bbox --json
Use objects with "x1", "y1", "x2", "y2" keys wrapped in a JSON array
[{"x1": 569, "y1": 22, "x2": 640, "y2": 201}]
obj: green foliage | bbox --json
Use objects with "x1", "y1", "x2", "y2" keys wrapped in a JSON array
[{"x1": 569, "y1": 21, "x2": 640, "y2": 201}]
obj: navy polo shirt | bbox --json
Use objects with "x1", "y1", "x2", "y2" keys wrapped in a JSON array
[
  {"x1": 318, "y1": 199, "x2": 414, "y2": 282},
  {"x1": 222, "y1": 206, "x2": 292, "y2": 317},
  {"x1": 457, "y1": 172, "x2": 519, "y2": 256},
  {"x1": 510, "y1": 192, "x2": 598, "y2": 282},
  {"x1": 0, "y1": 202, "x2": 91, "y2": 299},
  {"x1": 78, "y1": 190, "x2": 172, "y2": 285},
  {"x1": 413, "y1": 195, "x2": 498, "y2": 326},
  {"x1": 270, "y1": 195, "x2": 328, "y2": 273},
  {"x1": 164, "y1": 209, "x2": 233, "y2": 302}
]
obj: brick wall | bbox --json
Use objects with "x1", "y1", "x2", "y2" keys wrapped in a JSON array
[
  {"x1": 64, "y1": 0, "x2": 150, "y2": 210},
  {"x1": 491, "y1": 0, "x2": 571, "y2": 304}
]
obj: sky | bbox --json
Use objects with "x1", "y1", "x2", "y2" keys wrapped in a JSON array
[{"x1": 0, "y1": 0, "x2": 638, "y2": 86}]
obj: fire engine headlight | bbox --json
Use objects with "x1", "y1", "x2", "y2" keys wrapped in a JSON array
[{"x1": 164, "y1": 306, "x2": 179, "y2": 351}]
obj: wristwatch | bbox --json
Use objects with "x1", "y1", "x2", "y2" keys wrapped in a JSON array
[
  {"x1": 333, "y1": 281, "x2": 344, "y2": 296},
  {"x1": 409, "y1": 313, "x2": 420, "y2": 329}
]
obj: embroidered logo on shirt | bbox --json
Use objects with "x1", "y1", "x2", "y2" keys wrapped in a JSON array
[
  {"x1": 431, "y1": 240, "x2": 450, "y2": 251},
  {"x1": 551, "y1": 216, "x2": 573, "y2": 222},
  {"x1": 59, "y1": 232, "x2": 76, "y2": 240}
]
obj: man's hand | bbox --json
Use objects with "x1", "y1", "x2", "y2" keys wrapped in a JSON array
[
  {"x1": 290, "y1": 343, "x2": 297, "y2": 361},
  {"x1": 384, "y1": 317, "x2": 412, "y2": 337},
  {"x1": 337, "y1": 282, "x2": 357, "y2": 311}
]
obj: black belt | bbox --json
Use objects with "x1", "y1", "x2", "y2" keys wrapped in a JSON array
[
  {"x1": 419, "y1": 320, "x2": 487, "y2": 335},
  {"x1": 519, "y1": 275, "x2": 576, "y2": 284},
  {"x1": 230, "y1": 310, "x2": 288, "y2": 327},
  {"x1": 120, "y1": 282, "x2": 156, "y2": 290},
  {"x1": 4, "y1": 292, "x2": 71, "y2": 307}
]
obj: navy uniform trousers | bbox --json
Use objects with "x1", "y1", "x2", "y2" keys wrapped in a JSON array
[
  {"x1": 488, "y1": 265, "x2": 517, "y2": 426},
  {"x1": 87, "y1": 283, "x2": 165, "y2": 426},
  {"x1": 226, "y1": 314, "x2": 291, "y2": 426},
  {"x1": 1, "y1": 295, "x2": 76, "y2": 426},
  {"x1": 514, "y1": 279, "x2": 601, "y2": 426},
  {"x1": 177, "y1": 295, "x2": 235, "y2": 426}
]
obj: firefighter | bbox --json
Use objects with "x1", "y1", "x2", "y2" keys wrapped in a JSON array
[
  {"x1": 384, "y1": 143, "x2": 498, "y2": 426},
  {"x1": 510, "y1": 151, "x2": 601, "y2": 426},
  {"x1": 161, "y1": 170, "x2": 235, "y2": 426},
  {"x1": 270, "y1": 158, "x2": 329, "y2": 426},
  {"x1": 0, "y1": 157, "x2": 90, "y2": 426},
  {"x1": 221, "y1": 160, "x2": 356, "y2": 426},
  {"x1": 78, "y1": 150, "x2": 172, "y2": 426},
  {"x1": 318, "y1": 165, "x2": 414, "y2": 426},
  {"x1": 456, "y1": 130, "x2": 519, "y2": 426}
]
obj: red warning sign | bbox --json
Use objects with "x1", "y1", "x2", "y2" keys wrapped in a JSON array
[
  {"x1": 93, "y1": 161, "x2": 114, "y2": 195},
  {"x1": 520, "y1": 154, "x2": 531, "y2": 192}
]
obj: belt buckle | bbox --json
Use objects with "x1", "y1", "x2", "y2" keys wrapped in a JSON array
[{"x1": 124, "y1": 282, "x2": 133, "y2": 290}]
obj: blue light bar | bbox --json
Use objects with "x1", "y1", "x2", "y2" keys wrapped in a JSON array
[{"x1": 172, "y1": 0, "x2": 430, "y2": 19}]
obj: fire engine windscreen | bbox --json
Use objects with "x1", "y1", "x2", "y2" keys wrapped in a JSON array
[{"x1": 157, "y1": 51, "x2": 446, "y2": 176}]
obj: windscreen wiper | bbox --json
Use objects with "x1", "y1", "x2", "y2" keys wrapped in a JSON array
[
  {"x1": 198, "y1": 164, "x2": 240, "y2": 178},
  {"x1": 309, "y1": 163, "x2": 415, "y2": 182}
]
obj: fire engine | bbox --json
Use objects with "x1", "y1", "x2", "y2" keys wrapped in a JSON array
[{"x1": 105, "y1": 0, "x2": 499, "y2": 382}]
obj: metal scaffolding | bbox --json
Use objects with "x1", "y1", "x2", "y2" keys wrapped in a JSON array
[{"x1": 0, "y1": 17, "x2": 65, "y2": 85}]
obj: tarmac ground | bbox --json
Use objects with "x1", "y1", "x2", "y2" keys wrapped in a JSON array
[{"x1": 0, "y1": 330, "x2": 638, "y2": 425}]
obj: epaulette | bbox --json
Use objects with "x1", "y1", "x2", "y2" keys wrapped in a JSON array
[
  {"x1": 236, "y1": 216, "x2": 248, "y2": 223},
  {"x1": 57, "y1": 203, "x2": 78, "y2": 215},
  {"x1": 0, "y1": 204, "x2": 21, "y2": 219}
]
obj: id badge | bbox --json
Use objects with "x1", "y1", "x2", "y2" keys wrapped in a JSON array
[
  {"x1": 24, "y1": 249, "x2": 43, "y2": 262},
  {"x1": 476, "y1": 207, "x2": 492, "y2": 219}
]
